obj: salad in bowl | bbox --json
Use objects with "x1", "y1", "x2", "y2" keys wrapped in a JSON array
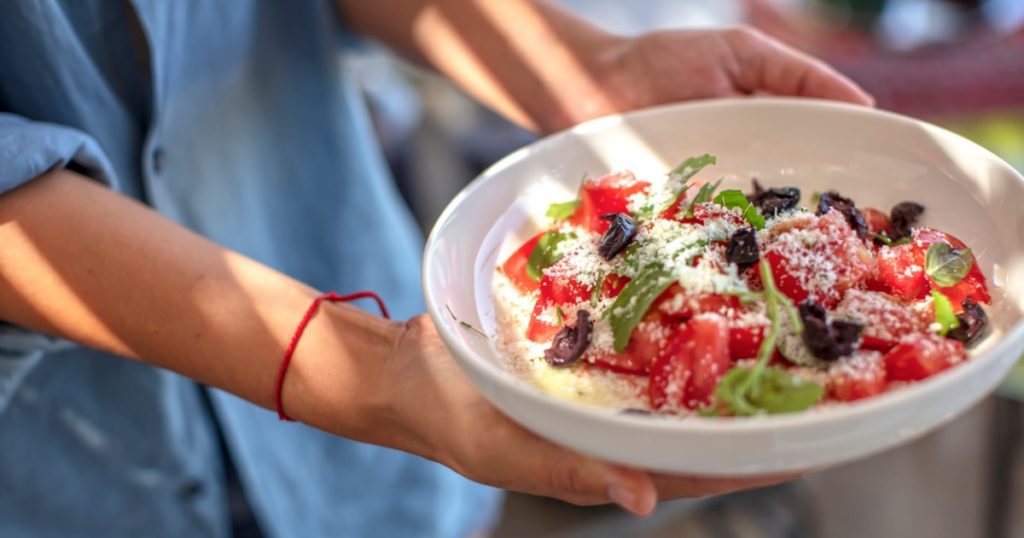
[
  {"x1": 494, "y1": 155, "x2": 991, "y2": 417},
  {"x1": 422, "y1": 98, "x2": 1024, "y2": 474}
]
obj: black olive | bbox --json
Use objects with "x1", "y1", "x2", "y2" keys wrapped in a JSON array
[
  {"x1": 890, "y1": 201, "x2": 925, "y2": 241},
  {"x1": 749, "y1": 179, "x2": 801, "y2": 216},
  {"x1": 544, "y1": 310, "x2": 592, "y2": 366},
  {"x1": 597, "y1": 213, "x2": 637, "y2": 260},
  {"x1": 830, "y1": 320, "x2": 864, "y2": 358},
  {"x1": 726, "y1": 227, "x2": 759, "y2": 272},
  {"x1": 948, "y1": 300, "x2": 989, "y2": 347},
  {"x1": 799, "y1": 301, "x2": 864, "y2": 360},
  {"x1": 817, "y1": 191, "x2": 868, "y2": 240}
]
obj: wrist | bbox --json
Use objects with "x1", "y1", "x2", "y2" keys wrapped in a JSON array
[{"x1": 280, "y1": 299, "x2": 408, "y2": 443}]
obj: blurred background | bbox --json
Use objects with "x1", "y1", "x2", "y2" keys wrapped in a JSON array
[{"x1": 348, "y1": 0, "x2": 1024, "y2": 536}]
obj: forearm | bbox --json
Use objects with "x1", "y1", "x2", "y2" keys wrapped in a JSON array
[
  {"x1": 339, "y1": 0, "x2": 622, "y2": 132},
  {"x1": 0, "y1": 171, "x2": 406, "y2": 446}
]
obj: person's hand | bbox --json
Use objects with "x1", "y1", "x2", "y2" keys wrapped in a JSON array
[
  {"x1": 384, "y1": 315, "x2": 792, "y2": 516},
  {"x1": 539, "y1": 26, "x2": 874, "y2": 133}
]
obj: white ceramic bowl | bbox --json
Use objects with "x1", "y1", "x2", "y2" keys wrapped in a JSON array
[{"x1": 422, "y1": 98, "x2": 1024, "y2": 476}]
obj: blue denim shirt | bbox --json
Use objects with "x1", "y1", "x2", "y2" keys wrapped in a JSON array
[{"x1": 0, "y1": 1, "x2": 499, "y2": 536}]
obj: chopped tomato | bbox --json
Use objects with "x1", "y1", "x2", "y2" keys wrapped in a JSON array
[
  {"x1": 866, "y1": 242, "x2": 929, "y2": 301},
  {"x1": 648, "y1": 315, "x2": 731, "y2": 410},
  {"x1": 883, "y1": 333, "x2": 966, "y2": 382},
  {"x1": 525, "y1": 300, "x2": 561, "y2": 342},
  {"x1": 654, "y1": 284, "x2": 741, "y2": 319},
  {"x1": 761, "y1": 210, "x2": 874, "y2": 308},
  {"x1": 833, "y1": 289, "x2": 927, "y2": 353},
  {"x1": 676, "y1": 202, "x2": 747, "y2": 227},
  {"x1": 828, "y1": 352, "x2": 887, "y2": 401},
  {"x1": 500, "y1": 231, "x2": 546, "y2": 294},
  {"x1": 862, "y1": 207, "x2": 891, "y2": 237},
  {"x1": 538, "y1": 271, "x2": 590, "y2": 307},
  {"x1": 567, "y1": 171, "x2": 650, "y2": 234},
  {"x1": 527, "y1": 270, "x2": 630, "y2": 344},
  {"x1": 729, "y1": 324, "x2": 767, "y2": 361},
  {"x1": 601, "y1": 273, "x2": 630, "y2": 299},
  {"x1": 867, "y1": 227, "x2": 989, "y2": 310},
  {"x1": 589, "y1": 315, "x2": 671, "y2": 375}
]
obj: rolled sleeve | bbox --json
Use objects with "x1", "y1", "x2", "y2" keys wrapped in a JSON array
[{"x1": 0, "y1": 113, "x2": 119, "y2": 413}]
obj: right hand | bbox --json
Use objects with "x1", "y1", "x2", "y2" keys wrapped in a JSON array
[{"x1": 382, "y1": 315, "x2": 794, "y2": 515}]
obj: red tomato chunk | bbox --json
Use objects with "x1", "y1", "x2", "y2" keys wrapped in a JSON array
[
  {"x1": 648, "y1": 314, "x2": 731, "y2": 410},
  {"x1": 883, "y1": 333, "x2": 966, "y2": 382}
]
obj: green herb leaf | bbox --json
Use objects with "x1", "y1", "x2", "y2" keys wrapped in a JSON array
[
  {"x1": 555, "y1": 306, "x2": 565, "y2": 326},
  {"x1": 930, "y1": 290, "x2": 960, "y2": 336},
  {"x1": 716, "y1": 367, "x2": 825, "y2": 416},
  {"x1": 590, "y1": 271, "x2": 606, "y2": 308},
  {"x1": 545, "y1": 199, "x2": 580, "y2": 221},
  {"x1": 526, "y1": 231, "x2": 575, "y2": 281},
  {"x1": 670, "y1": 154, "x2": 717, "y2": 178},
  {"x1": 707, "y1": 260, "x2": 819, "y2": 416},
  {"x1": 712, "y1": 189, "x2": 766, "y2": 229},
  {"x1": 634, "y1": 154, "x2": 716, "y2": 218},
  {"x1": 925, "y1": 242, "x2": 974, "y2": 287},
  {"x1": 686, "y1": 179, "x2": 722, "y2": 218},
  {"x1": 873, "y1": 231, "x2": 912, "y2": 247},
  {"x1": 871, "y1": 232, "x2": 893, "y2": 246},
  {"x1": 605, "y1": 265, "x2": 675, "y2": 352}
]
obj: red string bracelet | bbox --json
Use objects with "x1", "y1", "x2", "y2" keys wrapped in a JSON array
[{"x1": 274, "y1": 291, "x2": 390, "y2": 421}]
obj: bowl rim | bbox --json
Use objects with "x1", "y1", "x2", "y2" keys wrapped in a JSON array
[{"x1": 422, "y1": 96, "x2": 1024, "y2": 434}]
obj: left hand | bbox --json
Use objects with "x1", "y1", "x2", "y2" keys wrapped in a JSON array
[
  {"x1": 343, "y1": 2, "x2": 873, "y2": 134},
  {"x1": 539, "y1": 26, "x2": 874, "y2": 132}
]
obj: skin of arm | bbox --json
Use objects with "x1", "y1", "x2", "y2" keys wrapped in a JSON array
[
  {"x1": 338, "y1": 0, "x2": 873, "y2": 133},
  {"x1": 0, "y1": 2, "x2": 856, "y2": 517},
  {"x1": 6, "y1": 170, "x2": 784, "y2": 515}
]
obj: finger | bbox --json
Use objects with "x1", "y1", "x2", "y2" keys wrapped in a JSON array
[
  {"x1": 457, "y1": 411, "x2": 657, "y2": 514},
  {"x1": 724, "y1": 27, "x2": 874, "y2": 106},
  {"x1": 651, "y1": 471, "x2": 800, "y2": 500}
]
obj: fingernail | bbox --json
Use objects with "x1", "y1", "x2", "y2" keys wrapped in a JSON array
[{"x1": 608, "y1": 483, "x2": 638, "y2": 514}]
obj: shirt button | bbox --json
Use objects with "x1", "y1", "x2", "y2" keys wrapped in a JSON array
[
  {"x1": 151, "y1": 146, "x2": 166, "y2": 174},
  {"x1": 179, "y1": 480, "x2": 204, "y2": 500}
]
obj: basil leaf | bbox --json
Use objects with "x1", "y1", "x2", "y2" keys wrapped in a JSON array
[
  {"x1": 605, "y1": 265, "x2": 674, "y2": 352},
  {"x1": 925, "y1": 242, "x2": 974, "y2": 287},
  {"x1": 634, "y1": 154, "x2": 716, "y2": 218},
  {"x1": 526, "y1": 231, "x2": 575, "y2": 281},
  {"x1": 546, "y1": 199, "x2": 580, "y2": 221},
  {"x1": 713, "y1": 189, "x2": 766, "y2": 229},
  {"x1": 715, "y1": 366, "x2": 824, "y2": 416},
  {"x1": 930, "y1": 290, "x2": 959, "y2": 336},
  {"x1": 686, "y1": 179, "x2": 722, "y2": 218}
]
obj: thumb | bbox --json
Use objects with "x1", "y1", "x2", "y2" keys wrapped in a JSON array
[{"x1": 724, "y1": 27, "x2": 874, "y2": 106}]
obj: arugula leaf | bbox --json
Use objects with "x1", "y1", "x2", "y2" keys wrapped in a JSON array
[
  {"x1": 716, "y1": 367, "x2": 824, "y2": 416},
  {"x1": 546, "y1": 199, "x2": 580, "y2": 221},
  {"x1": 686, "y1": 179, "x2": 722, "y2": 218},
  {"x1": 605, "y1": 265, "x2": 675, "y2": 352},
  {"x1": 931, "y1": 290, "x2": 959, "y2": 336},
  {"x1": 712, "y1": 189, "x2": 766, "y2": 229},
  {"x1": 670, "y1": 154, "x2": 717, "y2": 178},
  {"x1": 634, "y1": 154, "x2": 716, "y2": 218},
  {"x1": 526, "y1": 231, "x2": 575, "y2": 281},
  {"x1": 925, "y1": 242, "x2": 974, "y2": 287},
  {"x1": 708, "y1": 260, "x2": 823, "y2": 416}
]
